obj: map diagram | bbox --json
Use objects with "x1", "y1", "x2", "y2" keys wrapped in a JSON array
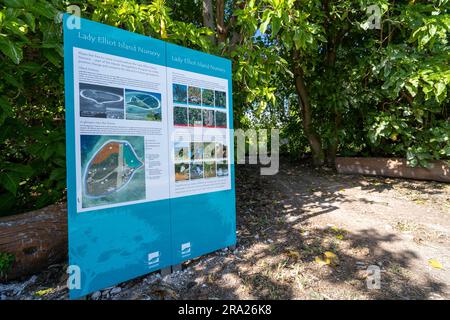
[{"x1": 81, "y1": 136, "x2": 146, "y2": 209}]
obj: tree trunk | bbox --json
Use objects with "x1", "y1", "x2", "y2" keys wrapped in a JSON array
[
  {"x1": 216, "y1": 0, "x2": 226, "y2": 43},
  {"x1": 292, "y1": 52, "x2": 324, "y2": 166},
  {"x1": 326, "y1": 110, "x2": 341, "y2": 166},
  {"x1": 0, "y1": 203, "x2": 67, "y2": 281},
  {"x1": 202, "y1": 0, "x2": 215, "y2": 30}
]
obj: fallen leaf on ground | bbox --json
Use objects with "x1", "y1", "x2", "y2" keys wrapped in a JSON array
[
  {"x1": 286, "y1": 250, "x2": 301, "y2": 261},
  {"x1": 315, "y1": 251, "x2": 339, "y2": 267},
  {"x1": 34, "y1": 288, "x2": 55, "y2": 297},
  {"x1": 329, "y1": 226, "x2": 347, "y2": 240},
  {"x1": 428, "y1": 259, "x2": 444, "y2": 270}
]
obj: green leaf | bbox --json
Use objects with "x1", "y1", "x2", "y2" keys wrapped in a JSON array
[
  {"x1": 3, "y1": 0, "x2": 26, "y2": 8},
  {"x1": 23, "y1": 12, "x2": 36, "y2": 32},
  {"x1": 3, "y1": 72, "x2": 23, "y2": 89},
  {"x1": 0, "y1": 193, "x2": 16, "y2": 213},
  {"x1": 260, "y1": 11, "x2": 271, "y2": 35},
  {"x1": 0, "y1": 37, "x2": 23, "y2": 64},
  {"x1": 49, "y1": 168, "x2": 65, "y2": 181},
  {"x1": 293, "y1": 29, "x2": 302, "y2": 50},
  {"x1": 0, "y1": 172, "x2": 19, "y2": 195},
  {"x1": 0, "y1": 96, "x2": 13, "y2": 124},
  {"x1": 43, "y1": 49, "x2": 62, "y2": 67},
  {"x1": 271, "y1": 17, "x2": 281, "y2": 36},
  {"x1": 2, "y1": 163, "x2": 34, "y2": 176}
]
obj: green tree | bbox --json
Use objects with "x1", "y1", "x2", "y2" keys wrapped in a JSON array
[{"x1": 0, "y1": 0, "x2": 448, "y2": 216}]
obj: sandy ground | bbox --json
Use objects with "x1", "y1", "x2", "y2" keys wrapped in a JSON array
[{"x1": 1, "y1": 159, "x2": 449, "y2": 300}]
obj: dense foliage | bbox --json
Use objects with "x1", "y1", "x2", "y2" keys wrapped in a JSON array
[{"x1": 0, "y1": 0, "x2": 448, "y2": 215}]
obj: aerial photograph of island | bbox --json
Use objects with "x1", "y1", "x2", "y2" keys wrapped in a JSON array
[
  {"x1": 80, "y1": 135, "x2": 146, "y2": 209},
  {"x1": 125, "y1": 90, "x2": 162, "y2": 121}
]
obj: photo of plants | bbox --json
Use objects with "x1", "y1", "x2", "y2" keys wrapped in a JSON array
[
  {"x1": 188, "y1": 108, "x2": 203, "y2": 127},
  {"x1": 202, "y1": 89, "x2": 215, "y2": 107},
  {"x1": 215, "y1": 91, "x2": 226, "y2": 108},
  {"x1": 203, "y1": 142, "x2": 216, "y2": 160},
  {"x1": 188, "y1": 86, "x2": 202, "y2": 105},
  {"x1": 191, "y1": 142, "x2": 204, "y2": 161},
  {"x1": 215, "y1": 143, "x2": 227, "y2": 159},
  {"x1": 173, "y1": 84, "x2": 187, "y2": 104},
  {"x1": 174, "y1": 142, "x2": 190, "y2": 161},
  {"x1": 215, "y1": 111, "x2": 227, "y2": 128},
  {"x1": 174, "y1": 106, "x2": 188, "y2": 126},
  {"x1": 203, "y1": 109, "x2": 215, "y2": 127},
  {"x1": 203, "y1": 162, "x2": 216, "y2": 179}
]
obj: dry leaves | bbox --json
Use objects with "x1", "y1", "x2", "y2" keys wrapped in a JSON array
[{"x1": 315, "y1": 251, "x2": 339, "y2": 267}]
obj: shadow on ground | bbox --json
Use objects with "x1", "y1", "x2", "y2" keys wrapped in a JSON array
[
  {"x1": 194, "y1": 159, "x2": 449, "y2": 300},
  {"x1": 2, "y1": 158, "x2": 448, "y2": 300}
]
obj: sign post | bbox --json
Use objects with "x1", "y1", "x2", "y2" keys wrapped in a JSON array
[{"x1": 64, "y1": 15, "x2": 235, "y2": 299}]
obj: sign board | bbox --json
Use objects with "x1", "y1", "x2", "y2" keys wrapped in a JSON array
[{"x1": 64, "y1": 15, "x2": 236, "y2": 299}]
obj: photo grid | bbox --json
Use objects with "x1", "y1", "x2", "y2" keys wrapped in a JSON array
[
  {"x1": 174, "y1": 141, "x2": 229, "y2": 182},
  {"x1": 173, "y1": 83, "x2": 227, "y2": 128}
]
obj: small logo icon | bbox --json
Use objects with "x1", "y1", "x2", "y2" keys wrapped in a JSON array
[
  {"x1": 181, "y1": 242, "x2": 191, "y2": 256},
  {"x1": 148, "y1": 251, "x2": 160, "y2": 267}
]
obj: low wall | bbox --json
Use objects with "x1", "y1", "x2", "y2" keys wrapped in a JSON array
[{"x1": 335, "y1": 157, "x2": 450, "y2": 183}]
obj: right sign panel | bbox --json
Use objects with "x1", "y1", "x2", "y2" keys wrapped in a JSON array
[{"x1": 166, "y1": 43, "x2": 236, "y2": 264}]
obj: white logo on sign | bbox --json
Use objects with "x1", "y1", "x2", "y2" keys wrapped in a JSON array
[
  {"x1": 148, "y1": 252, "x2": 160, "y2": 266},
  {"x1": 181, "y1": 242, "x2": 191, "y2": 256}
]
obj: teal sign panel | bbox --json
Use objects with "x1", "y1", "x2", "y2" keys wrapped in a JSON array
[{"x1": 64, "y1": 15, "x2": 235, "y2": 299}]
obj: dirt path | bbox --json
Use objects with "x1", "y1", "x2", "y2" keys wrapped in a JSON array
[
  {"x1": 255, "y1": 161, "x2": 450, "y2": 299},
  {"x1": 1, "y1": 160, "x2": 449, "y2": 300}
]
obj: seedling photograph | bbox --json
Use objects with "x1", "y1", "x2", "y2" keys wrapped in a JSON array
[
  {"x1": 188, "y1": 108, "x2": 203, "y2": 127},
  {"x1": 203, "y1": 161, "x2": 217, "y2": 179},
  {"x1": 203, "y1": 142, "x2": 216, "y2": 160},
  {"x1": 173, "y1": 106, "x2": 188, "y2": 126},
  {"x1": 203, "y1": 109, "x2": 215, "y2": 128},
  {"x1": 215, "y1": 111, "x2": 227, "y2": 128},
  {"x1": 191, "y1": 142, "x2": 204, "y2": 161},
  {"x1": 174, "y1": 142, "x2": 190, "y2": 161},
  {"x1": 215, "y1": 91, "x2": 226, "y2": 108},
  {"x1": 188, "y1": 86, "x2": 202, "y2": 106},
  {"x1": 202, "y1": 89, "x2": 215, "y2": 107}
]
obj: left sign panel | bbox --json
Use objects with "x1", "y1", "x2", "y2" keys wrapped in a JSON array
[{"x1": 64, "y1": 15, "x2": 171, "y2": 299}]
